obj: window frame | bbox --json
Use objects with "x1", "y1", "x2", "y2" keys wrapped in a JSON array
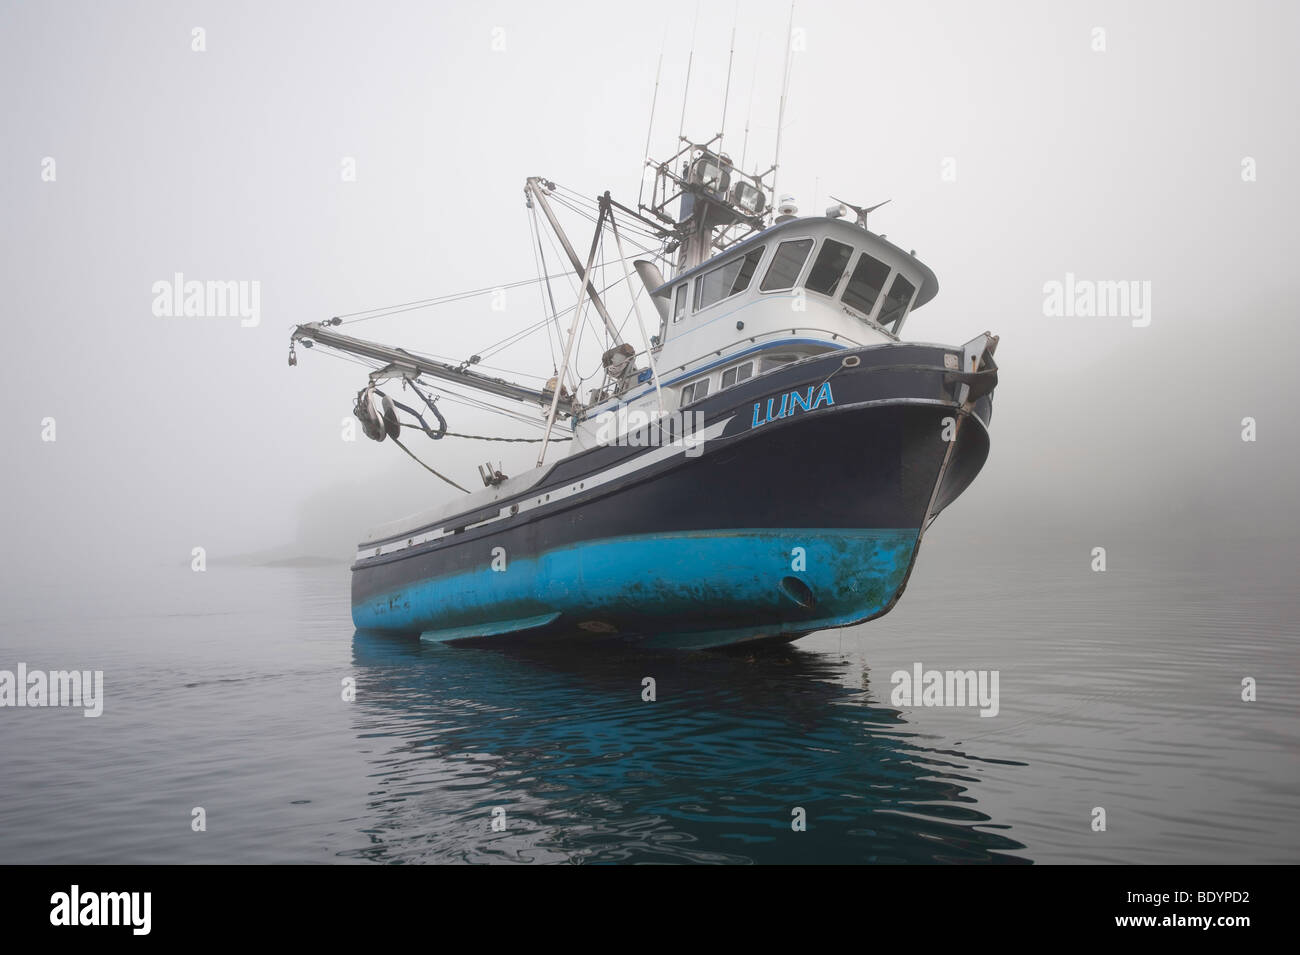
[
  {"x1": 672, "y1": 283, "x2": 688, "y2": 324},
  {"x1": 758, "y1": 237, "x2": 815, "y2": 294},
  {"x1": 691, "y1": 245, "x2": 766, "y2": 314},
  {"x1": 803, "y1": 237, "x2": 855, "y2": 299},
  {"x1": 759, "y1": 352, "x2": 800, "y2": 373},
  {"x1": 840, "y1": 250, "x2": 893, "y2": 323},
  {"x1": 876, "y1": 270, "x2": 919, "y2": 335},
  {"x1": 680, "y1": 375, "x2": 712, "y2": 405},
  {"x1": 720, "y1": 360, "x2": 755, "y2": 390}
]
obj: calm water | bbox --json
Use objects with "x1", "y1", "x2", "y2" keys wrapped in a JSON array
[{"x1": 1, "y1": 533, "x2": 1297, "y2": 864}]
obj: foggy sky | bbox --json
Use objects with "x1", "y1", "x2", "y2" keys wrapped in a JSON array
[{"x1": 3, "y1": 0, "x2": 1298, "y2": 590}]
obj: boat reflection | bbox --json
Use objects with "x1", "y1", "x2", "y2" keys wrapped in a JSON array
[{"x1": 342, "y1": 629, "x2": 1029, "y2": 864}]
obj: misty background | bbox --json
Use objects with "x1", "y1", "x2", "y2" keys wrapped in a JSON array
[{"x1": 3, "y1": 0, "x2": 1298, "y2": 588}]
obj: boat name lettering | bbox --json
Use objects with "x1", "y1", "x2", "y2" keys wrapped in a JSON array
[{"x1": 751, "y1": 382, "x2": 834, "y2": 429}]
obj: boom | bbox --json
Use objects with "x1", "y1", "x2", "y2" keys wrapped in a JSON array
[{"x1": 289, "y1": 321, "x2": 572, "y2": 413}]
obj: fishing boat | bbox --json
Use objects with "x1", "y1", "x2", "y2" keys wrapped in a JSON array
[{"x1": 289, "y1": 101, "x2": 998, "y2": 651}]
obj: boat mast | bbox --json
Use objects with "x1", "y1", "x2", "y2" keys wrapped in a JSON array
[
  {"x1": 537, "y1": 197, "x2": 609, "y2": 466},
  {"x1": 525, "y1": 177, "x2": 624, "y2": 348}
]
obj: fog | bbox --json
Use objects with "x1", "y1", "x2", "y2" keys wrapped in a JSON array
[{"x1": 3, "y1": 0, "x2": 1298, "y2": 590}]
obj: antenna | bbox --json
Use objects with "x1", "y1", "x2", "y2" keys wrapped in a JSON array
[
  {"x1": 830, "y1": 196, "x2": 891, "y2": 230},
  {"x1": 637, "y1": 35, "x2": 666, "y2": 209},
  {"x1": 677, "y1": 0, "x2": 702, "y2": 143},
  {"x1": 740, "y1": 32, "x2": 760, "y2": 170},
  {"x1": 771, "y1": 1, "x2": 795, "y2": 220},
  {"x1": 718, "y1": 7, "x2": 738, "y2": 154}
]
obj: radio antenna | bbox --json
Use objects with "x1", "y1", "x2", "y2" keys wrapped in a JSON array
[
  {"x1": 771, "y1": 0, "x2": 795, "y2": 219},
  {"x1": 718, "y1": 7, "x2": 738, "y2": 154},
  {"x1": 677, "y1": 0, "x2": 701, "y2": 142},
  {"x1": 740, "y1": 32, "x2": 761, "y2": 170},
  {"x1": 637, "y1": 32, "x2": 667, "y2": 209}
]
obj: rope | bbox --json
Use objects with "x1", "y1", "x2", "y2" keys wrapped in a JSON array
[
  {"x1": 443, "y1": 431, "x2": 571, "y2": 443},
  {"x1": 390, "y1": 436, "x2": 471, "y2": 493}
]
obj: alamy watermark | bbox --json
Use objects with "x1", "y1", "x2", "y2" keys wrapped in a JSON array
[
  {"x1": 594, "y1": 408, "x2": 706, "y2": 456},
  {"x1": 890, "y1": 662, "x2": 999, "y2": 717},
  {"x1": 1043, "y1": 273, "x2": 1151, "y2": 328},
  {"x1": 151, "y1": 273, "x2": 261, "y2": 327},
  {"x1": 50, "y1": 885, "x2": 150, "y2": 935},
  {"x1": 0, "y1": 663, "x2": 103, "y2": 717}
]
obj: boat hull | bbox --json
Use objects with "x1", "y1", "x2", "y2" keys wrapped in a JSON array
[{"x1": 350, "y1": 342, "x2": 993, "y2": 649}]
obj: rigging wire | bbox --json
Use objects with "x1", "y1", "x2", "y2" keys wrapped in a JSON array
[
  {"x1": 389, "y1": 436, "x2": 471, "y2": 493},
  {"x1": 336, "y1": 274, "x2": 570, "y2": 324},
  {"x1": 531, "y1": 201, "x2": 577, "y2": 390},
  {"x1": 470, "y1": 259, "x2": 633, "y2": 366},
  {"x1": 327, "y1": 243, "x2": 648, "y2": 395},
  {"x1": 525, "y1": 202, "x2": 559, "y2": 371},
  {"x1": 306, "y1": 177, "x2": 674, "y2": 460},
  {"x1": 334, "y1": 240, "x2": 651, "y2": 326},
  {"x1": 396, "y1": 340, "x2": 550, "y2": 381},
  {"x1": 536, "y1": 215, "x2": 609, "y2": 364},
  {"x1": 549, "y1": 189, "x2": 664, "y2": 247}
]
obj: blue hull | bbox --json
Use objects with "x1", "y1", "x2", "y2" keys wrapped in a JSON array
[{"x1": 353, "y1": 528, "x2": 918, "y2": 650}]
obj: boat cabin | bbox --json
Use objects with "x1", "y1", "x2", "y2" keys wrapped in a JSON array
[{"x1": 588, "y1": 216, "x2": 938, "y2": 420}]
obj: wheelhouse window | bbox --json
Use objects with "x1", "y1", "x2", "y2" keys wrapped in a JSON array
[
  {"x1": 759, "y1": 239, "x2": 813, "y2": 291},
  {"x1": 693, "y1": 246, "x2": 765, "y2": 312},
  {"x1": 720, "y1": 361, "x2": 754, "y2": 389},
  {"x1": 841, "y1": 252, "x2": 891, "y2": 318},
  {"x1": 757, "y1": 346, "x2": 833, "y2": 373},
  {"x1": 680, "y1": 376, "x2": 711, "y2": 404},
  {"x1": 672, "y1": 284, "x2": 688, "y2": 323},
  {"x1": 877, "y1": 273, "x2": 917, "y2": 333},
  {"x1": 759, "y1": 352, "x2": 800, "y2": 373},
  {"x1": 804, "y1": 239, "x2": 853, "y2": 296}
]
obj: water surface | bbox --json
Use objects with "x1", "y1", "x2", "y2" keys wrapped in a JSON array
[{"x1": 1, "y1": 534, "x2": 1295, "y2": 864}]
